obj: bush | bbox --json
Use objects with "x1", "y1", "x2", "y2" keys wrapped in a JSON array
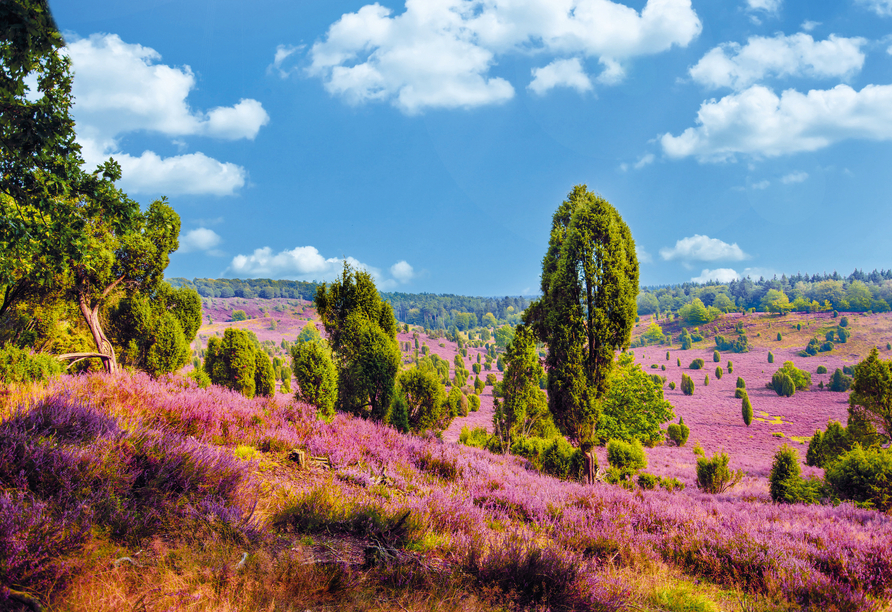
[
  {"x1": 468, "y1": 394, "x2": 480, "y2": 412},
  {"x1": 713, "y1": 350, "x2": 720, "y2": 362},
  {"x1": 825, "y1": 446, "x2": 892, "y2": 511},
  {"x1": 768, "y1": 351, "x2": 774, "y2": 364},
  {"x1": 715, "y1": 366, "x2": 722, "y2": 380},
  {"x1": 511, "y1": 436, "x2": 587, "y2": 481},
  {"x1": 715, "y1": 333, "x2": 749, "y2": 353},
  {"x1": 695, "y1": 452, "x2": 744, "y2": 494},
  {"x1": 837, "y1": 327, "x2": 850, "y2": 343},
  {"x1": 606, "y1": 439, "x2": 647, "y2": 479},
  {"x1": 689, "y1": 358, "x2": 705, "y2": 370},
  {"x1": 186, "y1": 367, "x2": 211, "y2": 388},
  {"x1": 727, "y1": 360, "x2": 733, "y2": 373},
  {"x1": 637, "y1": 472, "x2": 660, "y2": 490},
  {"x1": 666, "y1": 351, "x2": 670, "y2": 360},
  {"x1": 769, "y1": 445, "x2": 823, "y2": 504},
  {"x1": 806, "y1": 421, "x2": 856, "y2": 468},
  {"x1": 770, "y1": 361, "x2": 811, "y2": 396},
  {"x1": 666, "y1": 417, "x2": 690, "y2": 446},
  {"x1": 742, "y1": 394, "x2": 753, "y2": 426},
  {"x1": 291, "y1": 340, "x2": 338, "y2": 418},
  {"x1": 735, "y1": 387, "x2": 747, "y2": 399},
  {"x1": 704, "y1": 374, "x2": 709, "y2": 386},
  {"x1": 736, "y1": 376, "x2": 746, "y2": 389},
  {"x1": 777, "y1": 332, "x2": 783, "y2": 341},
  {"x1": 829, "y1": 368, "x2": 852, "y2": 392},
  {"x1": 677, "y1": 358, "x2": 681, "y2": 366},
  {"x1": 231, "y1": 309, "x2": 248, "y2": 322},
  {"x1": 668, "y1": 381, "x2": 676, "y2": 390},
  {"x1": 680, "y1": 373, "x2": 694, "y2": 396},
  {"x1": 459, "y1": 426, "x2": 493, "y2": 449},
  {"x1": 826, "y1": 331, "x2": 836, "y2": 342},
  {"x1": 817, "y1": 365, "x2": 827, "y2": 374},
  {"x1": 839, "y1": 316, "x2": 849, "y2": 328},
  {"x1": 0, "y1": 344, "x2": 63, "y2": 385}
]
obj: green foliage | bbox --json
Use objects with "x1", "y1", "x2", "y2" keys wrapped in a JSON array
[
  {"x1": 727, "y1": 360, "x2": 733, "y2": 373},
  {"x1": 510, "y1": 436, "x2": 588, "y2": 481},
  {"x1": 469, "y1": 394, "x2": 480, "y2": 412},
  {"x1": 522, "y1": 185, "x2": 638, "y2": 445},
  {"x1": 704, "y1": 373, "x2": 709, "y2": 386},
  {"x1": 205, "y1": 328, "x2": 257, "y2": 398},
  {"x1": 742, "y1": 394, "x2": 753, "y2": 426},
  {"x1": 642, "y1": 321, "x2": 665, "y2": 344},
  {"x1": 231, "y1": 310, "x2": 248, "y2": 322},
  {"x1": 770, "y1": 445, "x2": 823, "y2": 504},
  {"x1": 398, "y1": 367, "x2": 448, "y2": 432},
  {"x1": 806, "y1": 421, "x2": 863, "y2": 468},
  {"x1": 715, "y1": 366, "x2": 722, "y2": 380},
  {"x1": 736, "y1": 376, "x2": 746, "y2": 388},
  {"x1": 296, "y1": 323, "x2": 322, "y2": 344},
  {"x1": 679, "y1": 298, "x2": 720, "y2": 326},
  {"x1": 0, "y1": 343, "x2": 63, "y2": 384},
  {"x1": 387, "y1": 391, "x2": 410, "y2": 433},
  {"x1": 848, "y1": 348, "x2": 892, "y2": 439},
  {"x1": 768, "y1": 351, "x2": 774, "y2": 364},
  {"x1": 291, "y1": 339, "x2": 338, "y2": 418},
  {"x1": 315, "y1": 264, "x2": 399, "y2": 421},
  {"x1": 494, "y1": 325, "x2": 516, "y2": 349},
  {"x1": 837, "y1": 327, "x2": 850, "y2": 343},
  {"x1": 459, "y1": 426, "x2": 495, "y2": 450},
  {"x1": 735, "y1": 387, "x2": 747, "y2": 399},
  {"x1": 680, "y1": 373, "x2": 694, "y2": 396},
  {"x1": 830, "y1": 368, "x2": 853, "y2": 392},
  {"x1": 678, "y1": 328, "x2": 692, "y2": 350},
  {"x1": 825, "y1": 445, "x2": 892, "y2": 511},
  {"x1": 770, "y1": 361, "x2": 811, "y2": 397},
  {"x1": 668, "y1": 381, "x2": 676, "y2": 390},
  {"x1": 689, "y1": 358, "x2": 705, "y2": 370},
  {"x1": 596, "y1": 353, "x2": 675, "y2": 446},
  {"x1": 186, "y1": 366, "x2": 210, "y2": 388},
  {"x1": 817, "y1": 365, "x2": 827, "y2": 374},
  {"x1": 839, "y1": 316, "x2": 849, "y2": 328},
  {"x1": 637, "y1": 473, "x2": 660, "y2": 490},
  {"x1": 714, "y1": 332, "x2": 750, "y2": 353},
  {"x1": 712, "y1": 350, "x2": 720, "y2": 363},
  {"x1": 777, "y1": 332, "x2": 783, "y2": 341},
  {"x1": 254, "y1": 349, "x2": 275, "y2": 397},
  {"x1": 666, "y1": 417, "x2": 689, "y2": 446},
  {"x1": 606, "y1": 439, "x2": 647, "y2": 480},
  {"x1": 695, "y1": 452, "x2": 744, "y2": 494}
]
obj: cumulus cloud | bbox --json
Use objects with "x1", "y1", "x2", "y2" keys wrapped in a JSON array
[
  {"x1": 227, "y1": 246, "x2": 415, "y2": 287},
  {"x1": 178, "y1": 228, "x2": 223, "y2": 254},
  {"x1": 661, "y1": 83, "x2": 892, "y2": 161},
  {"x1": 858, "y1": 0, "x2": 892, "y2": 16},
  {"x1": 746, "y1": 0, "x2": 781, "y2": 13},
  {"x1": 691, "y1": 268, "x2": 740, "y2": 283},
  {"x1": 307, "y1": 0, "x2": 702, "y2": 113},
  {"x1": 529, "y1": 58, "x2": 593, "y2": 95},
  {"x1": 801, "y1": 20, "x2": 820, "y2": 32},
  {"x1": 660, "y1": 234, "x2": 750, "y2": 262},
  {"x1": 390, "y1": 261, "x2": 415, "y2": 283},
  {"x1": 689, "y1": 33, "x2": 866, "y2": 91},
  {"x1": 66, "y1": 33, "x2": 269, "y2": 195},
  {"x1": 781, "y1": 171, "x2": 808, "y2": 184},
  {"x1": 751, "y1": 179, "x2": 770, "y2": 189},
  {"x1": 269, "y1": 44, "x2": 303, "y2": 78}
]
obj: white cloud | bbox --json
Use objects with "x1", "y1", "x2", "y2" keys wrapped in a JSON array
[
  {"x1": 751, "y1": 179, "x2": 770, "y2": 189},
  {"x1": 269, "y1": 44, "x2": 303, "y2": 78},
  {"x1": 858, "y1": 0, "x2": 892, "y2": 17},
  {"x1": 529, "y1": 58, "x2": 592, "y2": 95},
  {"x1": 801, "y1": 20, "x2": 820, "y2": 32},
  {"x1": 636, "y1": 246, "x2": 653, "y2": 263},
  {"x1": 746, "y1": 0, "x2": 781, "y2": 13},
  {"x1": 595, "y1": 57, "x2": 626, "y2": 85},
  {"x1": 691, "y1": 268, "x2": 740, "y2": 283},
  {"x1": 105, "y1": 150, "x2": 247, "y2": 196},
  {"x1": 178, "y1": 228, "x2": 223, "y2": 253},
  {"x1": 660, "y1": 234, "x2": 750, "y2": 262},
  {"x1": 661, "y1": 83, "x2": 892, "y2": 161},
  {"x1": 227, "y1": 246, "x2": 415, "y2": 288},
  {"x1": 390, "y1": 260, "x2": 415, "y2": 283},
  {"x1": 307, "y1": 0, "x2": 701, "y2": 113},
  {"x1": 689, "y1": 33, "x2": 866, "y2": 91},
  {"x1": 781, "y1": 171, "x2": 808, "y2": 183},
  {"x1": 634, "y1": 153, "x2": 655, "y2": 169},
  {"x1": 66, "y1": 33, "x2": 269, "y2": 196}
]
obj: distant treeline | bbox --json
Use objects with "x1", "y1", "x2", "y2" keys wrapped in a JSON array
[
  {"x1": 638, "y1": 269, "x2": 892, "y2": 315},
  {"x1": 167, "y1": 278, "x2": 532, "y2": 330}
]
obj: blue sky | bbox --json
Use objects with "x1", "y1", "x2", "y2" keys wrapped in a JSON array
[{"x1": 50, "y1": 0, "x2": 892, "y2": 295}]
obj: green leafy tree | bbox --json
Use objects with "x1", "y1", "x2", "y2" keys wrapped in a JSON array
[
  {"x1": 494, "y1": 324, "x2": 516, "y2": 349},
  {"x1": 493, "y1": 325, "x2": 552, "y2": 450},
  {"x1": 254, "y1": 349, "x2": 275, "y2": 397},
  {"x1": 205, "y1": 328, "x2": 257, "y2": 398},
  {"x1": 695, "y1": 452, "x2": 744, "y2": 494},
  {"x1": 315, "y1": 264, "x2": 399, "y2": 421},
  {"x1": 291, "y1": 339, "x2": 338, "y2": 418},
  {"x1": 680, "y1": 373, "x2": 694, "y2": 396},
  {"x1": 742, "y1": 394, "x2": 753, "y2": 426},
  {"x1": 848, "y1": 348, "x2": 892, "y2": 439},
  {"x1": 597, "y1": 353, "x2": 674, "y2": 446},
  {"x1": 523, "y1": 185, "x2": 638, "y2": 444},
  {"x1": 397, "y1": 367, "x2": 448, "y2": 432}
]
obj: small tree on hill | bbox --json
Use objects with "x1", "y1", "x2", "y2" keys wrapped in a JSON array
[
  {"x1": 742, "y1": 394, "x2": 753, "y2": 426},
  {"x1": 681, "y1": 373, "x2": 694, "y2": 396},
  {"x1": 291, "y1": 339, "x2": 338, "y2": 418}
]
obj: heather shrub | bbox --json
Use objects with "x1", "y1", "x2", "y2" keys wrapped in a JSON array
[
  {"x1": 689, "y1": 358, "x2": 705, "y2": 370},
  {"x1": 825, "y1": 446, "x2": 892, "y2": 511},
  {"x1": 695, "y1": 452, "x2": 743, "y2": 494},
  {"x1": 829, "y1": 368, "x2": 852, "y2": 392},
  {"x1": 680, "y1": 373, "x2": 694, "y2": 396},
  {"x1": 769, "y1": 444, "x2": 823, "y2": 504},
  {"x1": 665, "y1": 417, "x2": 689, "y2": 446},
  {"x1": 817, "y1": 365, "x2": 828, "y2": 374},
  {"x1": 637, "y1": 472, "x2": 659, "y2": 490},
  {"x1": 742, "y1": 394, "x2": 753, "y2": 426},
  {"x1": 659, "y1": 477, "x2": 685, "y2": 492},
  {"x1": 0, "y1": 343, "x2": 63, "y2": 385},
  {"x1": 712, "y1": 350, "x2": 720, "y2": 362}
]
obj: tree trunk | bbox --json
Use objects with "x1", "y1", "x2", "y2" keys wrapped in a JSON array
[{"x1": 77, "y1": 292, "x2": 117, "y2": 373}]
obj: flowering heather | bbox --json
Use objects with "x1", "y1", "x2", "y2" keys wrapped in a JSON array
[{"x1": 2, "y1": 371, "x2": 890, "y2": 610}]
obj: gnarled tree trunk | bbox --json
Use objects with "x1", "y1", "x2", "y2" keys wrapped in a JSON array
[{"x1": 76, "y1": 286, "x2": 118, "y2": 373}]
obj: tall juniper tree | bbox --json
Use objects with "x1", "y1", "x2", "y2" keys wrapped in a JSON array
[{"x1": 523, "y1": 185, "x2": 639, "y2": 443}]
